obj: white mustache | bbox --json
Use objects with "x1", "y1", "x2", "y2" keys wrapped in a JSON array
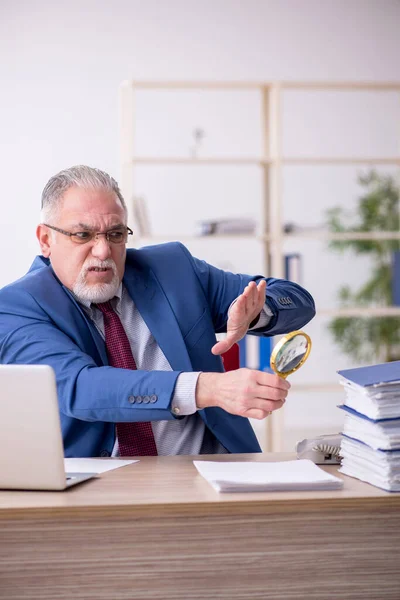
[{"x1": 83, "y1": 259, "x2": 117, "y2": 275}]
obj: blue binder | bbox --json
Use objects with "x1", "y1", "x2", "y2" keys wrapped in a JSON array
[
  {"x1": 338, "y1": 361, "x2": 400, "y2": 387},
  {"x1": 342, "y1": 433, "x2": 400, "y2": 453},
  {"x1": 338, "y1": 404, "x2": 400, "y2": 423}
]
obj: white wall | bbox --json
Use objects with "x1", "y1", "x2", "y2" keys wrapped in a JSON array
[
  {"x1": 1, "y1": 0, "x2": 400, "y2": 284},
  {"x1": 1, "y1": 0, "x2": 400, "y2": 448}
]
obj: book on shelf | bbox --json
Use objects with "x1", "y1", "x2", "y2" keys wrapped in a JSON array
[
  {"x1": 195, "y1": 217, "x2": 256, "y2": 236},
  {"x1": 285, "y1": 253, "x2": 302, "y2": 284},
  {"x1": 337, "y1": 360, "x2": 400, "y2": 492},
  {"x1": 132, "y1": 196, "x2": 151, "y2": 236}
]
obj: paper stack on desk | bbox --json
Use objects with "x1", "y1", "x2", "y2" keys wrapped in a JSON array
[
  {"x1": 193, "y1": 459, "x2": 343, "y2": 493},
  {"x1": 337, "y1": 361, "x2": 400, "y2": 492}
]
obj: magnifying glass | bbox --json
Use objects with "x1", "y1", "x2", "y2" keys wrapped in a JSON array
[{"x1": 270, "y1": 330, "x2": 312, "y2": 379}]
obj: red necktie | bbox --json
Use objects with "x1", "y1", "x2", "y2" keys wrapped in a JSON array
[{"x1": 95, "y1": 301, "x2": 158, "y2": 456}]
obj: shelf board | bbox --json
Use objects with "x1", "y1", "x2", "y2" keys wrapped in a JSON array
[
  {"x1": 318, "y1": 307, "x2": 400, "y2": 318},
  {"x1": 129, "y1": 81, "x2": 267, "y2": 90},
  {"x1": 127, "y1": 232, "x2": 400, "y2": 243},
  {"x1": 129, "y1": 157, "x2": 269, "y2": 166},
  {"x1": 125, "y1": 80, "x2": 400, "y2": 91},
  {"x1": 127, "y1": 234, "x2": 260, "y2": 246},
  {"x1": 127, "y1": 157, "x2": 400, "y2": 166},
  {"x1": 282, "y1": 82, "x2": 400, "y2": 91},
  {"x1": 283, "y1": 157, "x2": 400, "y2": 165},
  {"x1": 283, "y1": 231, "x2": 400, "y2": 241}
]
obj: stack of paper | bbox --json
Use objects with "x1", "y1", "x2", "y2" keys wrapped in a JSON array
[
  {"x1": 193, "y1": 459, "x2": 343, "y2": 493},
  {"x1": 337, "y1": 361, "x2": 400, "y2": 492},
  {"x1": 340, "y1": 436, "x2": 400, "y2": 492},
  {"x1": 64, "y1": 458, "x2": 138, "y2": 474}
]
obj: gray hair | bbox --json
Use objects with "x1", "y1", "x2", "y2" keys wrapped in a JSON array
[{"x1": 40, "y1": 165, "x2": 127, "y2": 223}]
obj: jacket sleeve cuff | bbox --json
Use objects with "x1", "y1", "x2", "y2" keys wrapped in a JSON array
[
  {"x1": 249, "y1": 303, "x2": 273, "y2": 330},
  {"x1": 228, "y1": 298, "x2": 273, "y2": 330}
]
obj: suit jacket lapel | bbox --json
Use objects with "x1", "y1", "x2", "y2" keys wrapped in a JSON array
[
  {"x1": 123, "y1": 261, "x2": 193, "y2": 372},
  {"x1": 62, "y1": 286, "x2": 109, "y2": 366}
]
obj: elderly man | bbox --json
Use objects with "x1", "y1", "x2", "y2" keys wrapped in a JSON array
[{"x1": 0, "y1": 166, "x2": 315, "y2": 457}]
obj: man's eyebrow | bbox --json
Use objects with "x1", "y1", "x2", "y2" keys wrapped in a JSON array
[
  {"x1": 73, "y1": 222, "x2": 126, "y2": 231},
  {"x1": 107, "y1": 223, "x2": 126, "y2": 230},
  {"x1": 74, "y1": 223, "x2": 95, "y2": 231}
]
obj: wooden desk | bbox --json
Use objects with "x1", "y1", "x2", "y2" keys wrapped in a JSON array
[{"x1": 1, "y1": 453, "x2": 399, "y2": 599}]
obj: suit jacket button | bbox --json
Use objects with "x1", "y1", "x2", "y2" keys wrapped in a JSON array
[
  {"x1": 150, "y1": 395, "x2": 157, "y2": 403},
  {"x1": 100, "y1": 450, "x2": 110, "y2": 457},
  {"x1": 136, "y1": 396, "x2": 143, "y2": 403},
  {"x1": 128, "y1": 395, "x2": 135, "y2": 403},
  {"x1": 142, "y1": 395, "x2": 150, "y2": 404}
]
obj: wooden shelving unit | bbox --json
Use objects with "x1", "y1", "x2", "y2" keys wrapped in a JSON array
[{"x1": 119, "y1": 80, "x2": 400, "y2": 451}]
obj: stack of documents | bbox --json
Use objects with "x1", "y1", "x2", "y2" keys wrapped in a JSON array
[
  {"x1": 193, "y1": 459, "x2": 343, "y2": 493},
  {"x1": 337, "y1": 361, "x2": 400, "y2": 491}
]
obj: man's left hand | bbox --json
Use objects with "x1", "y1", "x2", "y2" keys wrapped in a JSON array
[{"x1": 211, "y1": 280, "x2": 267, "y2": 356}]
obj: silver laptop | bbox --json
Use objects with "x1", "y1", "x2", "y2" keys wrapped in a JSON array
[{"x1": 0, "y1": 364, "x2": 97, "y2": 490}]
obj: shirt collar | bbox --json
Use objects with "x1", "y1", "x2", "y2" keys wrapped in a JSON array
[{"x1": 72, "y1": 282, "x2": 123, "y2": 317}]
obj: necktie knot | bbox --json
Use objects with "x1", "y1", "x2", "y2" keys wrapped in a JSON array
[{"x1": 94, "y1": 301, "x2": 114, "y2": 315}]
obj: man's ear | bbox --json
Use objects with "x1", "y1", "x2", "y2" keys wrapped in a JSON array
[{"x1": 36, "y1": 224, "x2": 52, "y2": 258}]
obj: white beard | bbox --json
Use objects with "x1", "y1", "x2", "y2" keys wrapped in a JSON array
[{"x1": 72, "y1": 258, "x2": 120, "y2": 304}]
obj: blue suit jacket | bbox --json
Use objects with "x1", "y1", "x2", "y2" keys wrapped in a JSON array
[{"x1": 0, "y1": 242, "x2": 315, "y2": 457}]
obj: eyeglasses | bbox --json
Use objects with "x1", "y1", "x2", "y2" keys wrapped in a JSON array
[{"x1": 43, "y1": 224, "x2": 133, "y2": 245}]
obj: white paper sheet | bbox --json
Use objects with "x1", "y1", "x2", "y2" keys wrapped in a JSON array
[
  {"x1": 193, "y1": 459, "x2": 344, "y2": 492},
  {"x1": 65, "y1": 458, "x2": 138, "y2": 474}
]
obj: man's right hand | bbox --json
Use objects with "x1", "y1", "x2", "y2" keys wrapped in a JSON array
[{"x1": 195, "y1": 369, "x2": 290, "y2": 420}]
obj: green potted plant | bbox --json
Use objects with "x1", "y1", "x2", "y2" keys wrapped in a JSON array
[{"x1": 326, "y1": 170, "x2": 400, "y2": 363}]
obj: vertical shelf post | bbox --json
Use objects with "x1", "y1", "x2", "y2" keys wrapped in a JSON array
[
  {"x1": 260, "y1": 84, "x2": 271, "y2": 276},
  {"x1": 119, "y1": 80, "x2": 136, "y2": 226},
  {"x1": 265, "y1": 83, "x2": 285, "y2": 452}
]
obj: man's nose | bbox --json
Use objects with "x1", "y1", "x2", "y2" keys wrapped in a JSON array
[{"x1": 91, "y1": 235, "x2": 112, "y2": 260}]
